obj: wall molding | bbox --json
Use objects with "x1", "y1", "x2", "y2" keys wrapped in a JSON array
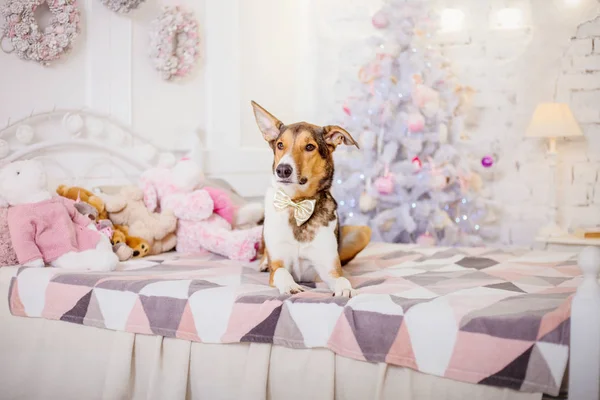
[{"x1": 84, "y1": 0, "x2": 132, "y2": 125}]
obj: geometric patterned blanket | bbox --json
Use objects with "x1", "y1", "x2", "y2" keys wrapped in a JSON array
[{"x1": 7, "y1": 243, "x2": 580, "y2": 396}]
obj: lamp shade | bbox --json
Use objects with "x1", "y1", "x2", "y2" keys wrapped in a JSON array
[{"x1": 525, "y1": 103, "x2": 583, "y2": 138}]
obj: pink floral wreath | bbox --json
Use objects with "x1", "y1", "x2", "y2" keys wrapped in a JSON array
[
  {"x1": 0, "y1": 0, "x2": 81, "y2": 66},
  {"x1": 149, "y1": 6, "x2": 200, "y2": 81}
]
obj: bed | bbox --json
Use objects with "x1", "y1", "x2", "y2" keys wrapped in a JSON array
[{"x1": 0, "y1": 111, "x2": 599, "y2": 400}]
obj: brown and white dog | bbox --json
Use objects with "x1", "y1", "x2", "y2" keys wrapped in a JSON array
[{"x1": 252, "y1": 101, "x2": 371, "y2": 297}]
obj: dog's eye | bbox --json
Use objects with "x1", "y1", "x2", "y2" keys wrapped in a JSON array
[
  {"x1": 16, "y1": 171, "x2": 20, "y2": 175},
  {"x1": 277, "y1": 142, "x2": 284, "y2": 150},
  {"x1": 305, "y1": 144, "x2": 316, "y2": 152}
]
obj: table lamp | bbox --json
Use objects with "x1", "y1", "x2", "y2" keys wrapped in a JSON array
[{"x1": 525, "y1": 103, "x2": 583, "y2": 238}]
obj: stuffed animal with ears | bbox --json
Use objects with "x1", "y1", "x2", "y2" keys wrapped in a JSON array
[
  {"x1": 0, "y1": 160, "x2": 118, "y2": 271},
  {"x1": 103, "y1": 186, "x2": 177, "y2": 255},
  {"x1": 139, "y1": 158, "x2": 264, "y2": 261},
  {"x1": 56, "y1": 184, "x2": 108, "y2": 220},
  {"x1": 71, "y1": 201, "x2": 143, "y2": 262}
]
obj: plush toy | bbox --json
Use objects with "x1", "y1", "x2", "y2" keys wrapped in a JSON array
[
  {"x1": 141, "y1": 158, "x2": 264, "y2": 228},
  {"x1": 139, "y1": 159, "x2": 263, "y2": 261},
  {"x1": 103, "y1": 186, "x2": 177, "y2": 255},
  {"x1": 0, "y1": 160, "x2": 118, "y2": 271},
  {"x1": 73, "y1": 201, "x2": 98, "y2": 221},
  {"x1": 112, "y1": 225, "x2": 151, "y2": 258},
  {"x1": 57, "y1": 184, "x2": 108, "y2": 220},
  {"x1": 72, "y1": 201, "x2": 138, "y2": 262}
]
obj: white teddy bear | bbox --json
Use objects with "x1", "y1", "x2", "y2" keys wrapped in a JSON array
[{"x1": 0, "y1": 160, "x2": 118, "y2": 271}]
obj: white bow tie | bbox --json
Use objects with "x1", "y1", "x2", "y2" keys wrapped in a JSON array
[{"x1": 273, "y1": 189, "x2": 316, "y2": 226}]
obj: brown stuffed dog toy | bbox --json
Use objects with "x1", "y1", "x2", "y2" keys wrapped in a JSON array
[
  {"x1": 104, "y1": 186, "x2": 177, "y2": 255},
  {"x1": 57, "y1": 185, "x2": 108, "y2": 220},
  {"x1": 112, "y1": 225, "x2": 151, "y2": 258}
]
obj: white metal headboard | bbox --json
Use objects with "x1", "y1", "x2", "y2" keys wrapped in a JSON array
[{"x1": 0, "y1": 109, "x2": 197, "y2": 191}]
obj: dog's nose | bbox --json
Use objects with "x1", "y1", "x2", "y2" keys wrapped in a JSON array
[{"x1": 276, "y1": 164, "x2": 293, "y2": 179}]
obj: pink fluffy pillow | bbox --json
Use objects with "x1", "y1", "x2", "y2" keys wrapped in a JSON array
[{"x1": 0, "y1": 208, "x2": 18, "y2": 266}]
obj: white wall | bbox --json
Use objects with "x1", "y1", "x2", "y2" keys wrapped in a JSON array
[{"x1": 313, "y1": 0, "x2": 600, "y2": 246}]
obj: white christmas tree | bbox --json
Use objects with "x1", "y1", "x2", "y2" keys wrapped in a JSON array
[{"x1": 332, "y1": 0, "x2": 502, "y2": 246}]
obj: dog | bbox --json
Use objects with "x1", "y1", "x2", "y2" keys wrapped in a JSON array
[{"x1": 251, "y1": 101, "x2": 371, "y2": 298}]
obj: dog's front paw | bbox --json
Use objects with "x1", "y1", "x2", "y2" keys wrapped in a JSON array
[
  {"x1": 280, "y1": 283, "x2": 305, "y2": 295},
  {"x1": 333, "y1": 277, "x2": 358, "y2": 298}
]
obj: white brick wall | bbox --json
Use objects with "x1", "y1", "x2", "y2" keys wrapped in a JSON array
[
  {"x1": 568, "y1": 38, "x2": 594, "y2": 56},
  {"x1": 571, "y1": 55, "x2": 600, "y2": 71},
  {"x1": 578, "y1": 16, "x2": 600, "y2": 37},
  {"x1": 314, "y1": 0, "x2": 600, "y2": 246}
]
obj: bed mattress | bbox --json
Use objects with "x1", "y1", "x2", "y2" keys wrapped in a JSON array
[{"x1": 2, "y1": 243, "x2": 578, "y2": 399}]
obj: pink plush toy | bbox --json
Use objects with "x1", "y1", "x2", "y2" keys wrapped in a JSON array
[{"x1": 140, "y1": 159, "x2": 264, "y2": 262}]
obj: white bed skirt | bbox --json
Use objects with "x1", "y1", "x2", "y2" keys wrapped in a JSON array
[{"x1": 0, "y1": 267, "x2": 541, "y2": 400}]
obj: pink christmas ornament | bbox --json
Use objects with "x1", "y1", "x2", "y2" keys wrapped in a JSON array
[
  {"x1": 374, "y1": 174, "x2": 394, "y2": 195},
  {"x1": 481, "y1": 155, "x2": 494, "y2": 168},
  {"x1": 371, "y1": 10, "x2": 389, "y2": 29},
  {"x1": 412, "y1": 156, "x2": 422, "y2": 170},
  {"x1": 416, "y1": 233, "x2": 436, "y2": 247},
  {"x1": 407, "y1": 113, "x2": 425, "y2": 133}
]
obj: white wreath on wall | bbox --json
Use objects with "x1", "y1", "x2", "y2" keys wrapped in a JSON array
[
  {"x1": 148, "y1": 6, "x2": 200, "y2": 81},
  {"x1": 0, "y1": 0, "x2": 81, "y2": 66}
]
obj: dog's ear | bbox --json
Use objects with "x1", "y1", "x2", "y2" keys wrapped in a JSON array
[
  {"x1": 251, "y1": 101, "x2": 283, "y2": 142},
  {"x1": 323, "y1": 126, "x2": 359, "y2": 150}
]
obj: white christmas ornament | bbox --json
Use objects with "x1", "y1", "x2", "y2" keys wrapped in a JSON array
[
  {"x1": 470, "y1": 173, "x2": 483, "y2": 192},
  {"x1": 63, "y1": 113, "x2": 84, "y2": 136},
  {"x1": 432, "y1": 210, "x2": 452, "y2": 229},
  {"x1": 359, "y1": 191, "x2": 378, "y2": 212},
  {"x1": 422, "y1": 101, "x2": 440, "y2": 118},
  {"x1": 360, "y1": 130, "x2": 377, "y2": 149},
  {"x1": 439, "y1": 124, "x2": 448, "y2": 143},
  {"x1": 381, "y1": 142, "x2": 399, "y2": 164},
  {"x1": 15, "y1": 125, "x2": 34, "y2": 144}
]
